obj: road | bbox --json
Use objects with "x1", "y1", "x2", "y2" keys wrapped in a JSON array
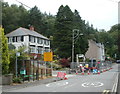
[{"x1": 4, "y1": 64, "x2": 119, "y2": 93}]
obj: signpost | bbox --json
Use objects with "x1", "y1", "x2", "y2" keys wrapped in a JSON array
[
  {"x1": 15, "y1": 52, "x2": 20, "y2": 78},
  {"x1": 44, "y1": 52, "x2": 53, "y2": 62},
  {"x1": 43, "y1": 52, "x2": 53, "y2": 76}
]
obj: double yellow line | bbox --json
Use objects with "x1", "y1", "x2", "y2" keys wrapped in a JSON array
[{"x1": 102, "y1": 90, "x2": 110, "y2": 94}]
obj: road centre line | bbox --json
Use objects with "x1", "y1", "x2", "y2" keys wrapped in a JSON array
[
  {"x1": 102, "y1": 90, "x2": 110, "y2": 94},
  {"x1": 111, "y1": 73, "x2": 119, "y2": 92}
]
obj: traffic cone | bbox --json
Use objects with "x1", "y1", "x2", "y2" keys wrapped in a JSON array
[
  {"x1": 81, "y1": 72, "x2": 84, "y2": 75},
  {"x1": 87, "y1": 70, "x2": 90, "y2": 75},
  {"x1": 81, "y1": 67, "x2": 84, "y2": 75},
  {"x1": 103, "y1": 69, "x2": 106, "y2": 72},
  {"x1": 98, "y1": 70, "x2": 100, "y2": 74}
]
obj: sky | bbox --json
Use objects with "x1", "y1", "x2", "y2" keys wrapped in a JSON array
[{"x1": 3, "y1": 0, "x2": 120, "y2": 31}]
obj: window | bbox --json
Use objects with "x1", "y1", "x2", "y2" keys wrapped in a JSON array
[
  {"x1": 44, "y1": 47, "x2": 50, "y2": 52},
  {"x1": 44, "y1": 40, "x2": 50, "y2": 45},
  {"x1": 17, "y1": 36, "x2": 21, "y2": 42},
  {"x1": 38, "y1": 46, "x2": 43, "y2": 54},
  {"x1": 21, "y1": 36, "x2": 24, "y2": 42},
  {"x1": 30, "y1": 46, "x2": 36, "y2": 53},
  {"x1": 47, "y1": 40, "x2": 50, "y2": 45},
  {"x1": 8, "y1": 37, "x2": 12, "y2": 43},
  {"x1": 44, "y1": 40, "x2": 47, "y2": 45},
  {"x1": 37, "y1": 38, "x2": 43, "y2": 44},
  {"x1": 29, "y1": 36, "x2": 35, "y2": 43},
  {"x1": 12, "y1": 36, "x2": 16, "y2": 42}
]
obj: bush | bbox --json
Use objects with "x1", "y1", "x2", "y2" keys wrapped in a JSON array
[
  {"x1": 59, "y1": 58, "x2": 70, "y2": 67},
  {"x1": 13, "y1": 77, "x2": 22, "y2": 83}
]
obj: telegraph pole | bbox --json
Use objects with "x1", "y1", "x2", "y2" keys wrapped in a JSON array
[{"x1": 118, "y1": 1, "x2": 120, "y2": 58}]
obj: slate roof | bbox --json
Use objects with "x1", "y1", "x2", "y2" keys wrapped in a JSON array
[{"x1": 6, "y1": 27, "x2": 49, "y2": 40}]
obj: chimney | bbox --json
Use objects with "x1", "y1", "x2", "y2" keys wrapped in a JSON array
[{"x1": 29, "y1": 25, "x2": 34, "y2": 31}]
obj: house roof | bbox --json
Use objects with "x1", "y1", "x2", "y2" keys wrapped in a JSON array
[{"x1": 6, "y1": 27, "x2": 49, "y2": 40}]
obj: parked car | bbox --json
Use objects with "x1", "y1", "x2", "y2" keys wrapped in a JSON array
[{"x1": 116, "y1": 60, "x2": 120, "y2": 64}]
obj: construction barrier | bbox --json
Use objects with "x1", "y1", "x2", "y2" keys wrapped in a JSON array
[
  {"x1": 57, "y1": 72, "x2": 68, "y2": 80},
  {"x1": 93, "y1": 69, "x2": 97, "y2": 74}
]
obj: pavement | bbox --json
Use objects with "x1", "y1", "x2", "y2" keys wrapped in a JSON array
[{"x1": 2, "y1": 74, "x2": 76, "y2": 92}]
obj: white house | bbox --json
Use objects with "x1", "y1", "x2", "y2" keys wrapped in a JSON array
[
  {"x1": 85, "y1": 40, "x2": 105, "y2": 61},
  {"x1": 6, "y1": 27, "x2": 50, "y2": 55}
]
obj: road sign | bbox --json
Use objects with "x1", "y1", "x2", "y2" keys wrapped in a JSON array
[{"x1": 44, "y1": 52, "x2": 53, "y2": 61}]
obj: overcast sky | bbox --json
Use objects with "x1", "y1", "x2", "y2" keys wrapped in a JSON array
[{"x1": 3, "y1": 0, "x2": 120, "y2": 31}]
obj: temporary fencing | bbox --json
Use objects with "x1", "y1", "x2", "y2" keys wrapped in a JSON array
[{"x1": 57, "y1": 72, "x2": 68, "y2": 80}]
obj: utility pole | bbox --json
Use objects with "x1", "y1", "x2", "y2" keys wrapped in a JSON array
[
  {"x1": 72, "y1": 29, "x2": 83, "y2": 69},
  {"x1": 118, "y1": 1, "x2": 120, "y2": 58},
  {"x1": 72, "y1": 30, "x2": 75, "y2": 63}
]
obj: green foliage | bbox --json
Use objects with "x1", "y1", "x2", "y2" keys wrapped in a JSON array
[
  {"x1": 3, "y1": 1, "x2": 118, "y2": 65},
  {"x1": 53, "y1": 5, "x2": 74, "y2": 58},
  {"x1": 1, "y1": 27, "x2": 10, "y2": 74},
  {"x1": 2, "y1": 2, "x2": 29, "y2": 34},
  {"x1": 108, "y1": 24, "x2": 120, "y2": 59},
  {"x1": 73, "y1": 10, "x2": 88, "y2": 55},
  {"x1": 13, "y1": 77, "x2": 22, "y2": 83},
  {"x1": 9, "y1": 46, "x2": 30, "y2": 75},
  {"x1": 8, "y1": 43, "x2": 16, "y2": 50}
]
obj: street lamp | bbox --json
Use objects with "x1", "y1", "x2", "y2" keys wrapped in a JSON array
[
  {"x1": 15, "y1": 52, "x2": 20, "y2": 78},
  {"x1": 72, "y1": 29, "x2": 83, "y2": 69}
]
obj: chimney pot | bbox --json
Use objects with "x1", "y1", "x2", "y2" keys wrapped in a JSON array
[{"x1": 30, "y1": 26, "x2": 34, "y2": 31}]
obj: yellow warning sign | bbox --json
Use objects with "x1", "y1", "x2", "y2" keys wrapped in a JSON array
[{"x1": 44, "y1": 52, "x2": 53, "y2": 61}]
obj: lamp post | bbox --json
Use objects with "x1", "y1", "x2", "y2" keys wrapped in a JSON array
[
  {"x1": 72, "y1": 29, "x2": 83, "y2": 69},
  {"x1": 15, "y1": 52, "x2": 20, "y2": 78}
]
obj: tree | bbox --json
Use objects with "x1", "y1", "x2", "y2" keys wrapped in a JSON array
[
  {"x1": 53, "y1": 5, "x2": 74, "y2": 58},
  {"x1": 9, "y1": 45, "x2": 30, "y2": 75},
  {"x1": 73, "y1": 10, "x2": 88, "y2": 56},
  {"x1": 0, "y1": 27, "x2": 10, "y2": 74},
  {"x1": 28, "y1": 6, "x2": 45, "y2": 34},
  {"x1": 109, "y1": 24, "x2": 120, "y2": 59},
  {"x1": 2, "y1": 2, "x2": 28, "y2": 34}
]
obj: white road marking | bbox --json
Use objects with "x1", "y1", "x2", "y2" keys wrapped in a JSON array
[
  {"x1": 46, "y1": 81, "x2": 69, "y2": 87},
  {"x1": 82, "y1": 82, "x2": 104, "y2": 87},
  {"x1": 102, "y1": 90, "x2": 110, "y2": 94},
  {"x1": 111, "y1": 73, "x2": 119, "y2": 92}
]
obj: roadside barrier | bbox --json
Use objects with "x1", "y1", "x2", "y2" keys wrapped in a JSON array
[
  {"x1": 93, "y1": 69, "x2": 97, "y2": 74},
  {"x1": 57, "y1": 72, "x2": 68, "y2": 80}
]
